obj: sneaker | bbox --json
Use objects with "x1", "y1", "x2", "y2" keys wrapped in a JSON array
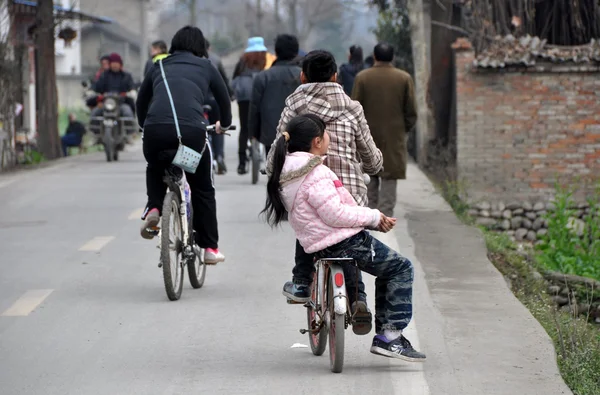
[
  {"x1": 140, "y1": 208, "x2": 160, "y2": 240},
  {"x1": 282, "y1": 281, "x2": 310, "y2": 303},
  {"x1": 351, "y1": 301, "x2": 373, "y2": 335},
  {"x1": 237, "y1": 163, "x2": 247, "y2": 175},
  {"x1": 204, "y1": 248, "x2": 225, "y2": 265},
  {"x1": 370, "y1": 335, "x2": 427, "y2": 362}
]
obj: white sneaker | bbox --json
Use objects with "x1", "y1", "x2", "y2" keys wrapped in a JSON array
[{"x1": 204, "y1": 248, "x2": 225, "y2": 265}]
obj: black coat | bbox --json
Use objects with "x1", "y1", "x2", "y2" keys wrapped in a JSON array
[
  {"x1": 338, "y1": 63, "x2": 364, "y2": 96},
  {"x1": 94, "y1": 70, "x2": 134, "y2": 94},
  {"x1": 248, "y1": 60, "x2": 301, "y2": 146},
  {"x1": 136, "y1": 51, "x2": 232, "y2": 130}
]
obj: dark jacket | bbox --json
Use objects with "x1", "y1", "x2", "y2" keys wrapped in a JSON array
[
  {"x1": 65, "y1": 120, "x2": 86, "y2": 145},
  {"x1": 248, "y1": 60, "x2": 301, "y2": 146},
  {"x1": 338, "y1": 62, "x2": 364, "y2": 96},
  {"x1": 143, "y1": 58, "x2": 154, "y2": 78},
  {"x1": 136, "y1": 51, "x2": 232, "y2": 129},
  {"x1": 94, "y1": 70, "x2": 134, "y2": 94},
  {"x1": 352, "y1": 64, "x2": 417, "y2": 179}
]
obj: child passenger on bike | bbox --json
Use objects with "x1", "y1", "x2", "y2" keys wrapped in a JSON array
[
  {"x1": 265, "y1": 50, "x2": 383, "y2": 336},
  {"x1": 263, "y1": 114, "x2": 426, "y2": 362}
]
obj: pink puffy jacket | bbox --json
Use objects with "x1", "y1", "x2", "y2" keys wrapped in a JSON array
[{"x1": 280, "y1": 152, "x2": 381, "y2": 254}]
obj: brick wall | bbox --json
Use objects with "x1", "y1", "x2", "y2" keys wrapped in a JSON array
[{"x1": 455, "y1": 47, "x2": 600, "y2": 202}]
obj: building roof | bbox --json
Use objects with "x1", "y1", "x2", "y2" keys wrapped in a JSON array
[
  {"x1": 474, "y1": 35, "x2": 600, "y2": 68},
  {"x1": 10, "y1": 0, "x2": 113, "y2": 23}
]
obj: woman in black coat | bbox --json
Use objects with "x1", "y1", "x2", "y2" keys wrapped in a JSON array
[
  {"x1": 136, "y1": 26, "x2": 232, "y2": 264},
  {"x1": 338, "y1": 45, "x2": 365, "y2": 96}
]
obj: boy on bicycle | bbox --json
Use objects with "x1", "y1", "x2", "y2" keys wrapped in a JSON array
[{"x1": 265, "y1": 50, "x2": 383, "y2": 335}]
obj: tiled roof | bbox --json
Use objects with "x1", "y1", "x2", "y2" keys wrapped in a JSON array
[{"x1": 473, "y1": 35, "x2": 600, "y2": 68}]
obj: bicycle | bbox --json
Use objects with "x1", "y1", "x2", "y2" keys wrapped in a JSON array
[
  {"x1": 288, "y1": 258, "x2": 366, "y2": 373},
  {"x1": 148, "y1": 124, "x2": 235, "y2": 301}
]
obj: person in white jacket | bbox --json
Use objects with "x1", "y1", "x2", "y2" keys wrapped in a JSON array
[{"x1": 262, "y1": 114, "x2": 426, "y2": 362}]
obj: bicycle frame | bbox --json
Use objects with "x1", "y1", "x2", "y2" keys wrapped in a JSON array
[{"x1": 318, "y1": 259, "x2": 350, "y2": 316}]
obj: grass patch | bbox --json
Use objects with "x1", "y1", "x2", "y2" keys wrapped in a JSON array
[{"x1": 535, "y1": 185, "x2": 600, "y2": 281}]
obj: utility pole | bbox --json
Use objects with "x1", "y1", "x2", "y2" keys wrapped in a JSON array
[
  {"x1": 140, "y1": 0, "x2": 148, "y2": 81},
  {"x1": 190, "y1": 0, "x2": 197, "y2": 27}
]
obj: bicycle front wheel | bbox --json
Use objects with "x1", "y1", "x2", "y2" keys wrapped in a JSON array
[
  {"x1": 307, "y1": 268, "x2": 327, "y2": 356},
  {"x1": 160, "y1": 191, "x2": 184, "y2": 301},
  {"x1": 328, "y1": 275, "x2": 345, "y2": 373}
]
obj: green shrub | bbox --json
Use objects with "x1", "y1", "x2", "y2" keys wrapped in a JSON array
[{"x1": 536, "y1": 185, "x2": 600, "y2": 281}]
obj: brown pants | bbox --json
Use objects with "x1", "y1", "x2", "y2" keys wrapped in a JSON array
[{"x1": 367, "y1": 177, "x2": 397, "y2": 217}]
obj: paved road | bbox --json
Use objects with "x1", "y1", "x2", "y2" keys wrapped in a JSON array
[{"x1": 0, "y1": 131, "x2": 571, "y2": 394}]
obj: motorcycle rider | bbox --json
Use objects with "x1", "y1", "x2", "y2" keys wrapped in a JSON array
[{"x1": 90, "y1": 53, "x2": 136, "y2": 133}]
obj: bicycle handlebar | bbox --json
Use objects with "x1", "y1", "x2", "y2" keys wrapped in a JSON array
[{"x1": 206, "y1": 124, "x2": 237, "y2": 135}]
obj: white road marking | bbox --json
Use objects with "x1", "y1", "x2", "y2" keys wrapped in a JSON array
[
  {"x1": 372, "y1": 230, "x2": 431, "y2": 395},
  {"x1": 128, "y1": 208, "x2": 144, "y2": 220},
  {"x1": 1, "y1": 289, "x2": 54, "y2": 316},
  {"x1": 79, "y1": 236, "x2": 115, "y2": 252}
]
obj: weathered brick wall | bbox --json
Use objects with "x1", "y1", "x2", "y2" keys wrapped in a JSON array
[{"x1": 455, "y1": 48, "x2": 600, "y2": 202}]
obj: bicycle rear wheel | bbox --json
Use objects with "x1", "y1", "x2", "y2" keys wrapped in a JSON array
[
  {"x1": 160, "y1": 191, "x2": 184, "y2": 301},
  {"x1": 307, "y1": 268, "x2": 327, "y2": 356},
  {"x1": 328, "y1": 275, "x2": 345, "y2": 373},
  {"x1": 187, "y1": 249, "x2": 206, "y2": 289}
]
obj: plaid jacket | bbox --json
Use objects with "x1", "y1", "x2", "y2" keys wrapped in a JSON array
[{"x1": 266, "y1": 82, "x2": 383, "y2": 206}]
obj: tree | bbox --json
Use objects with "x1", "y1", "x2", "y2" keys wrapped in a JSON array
[
  {"x1": 373, "y1": 6, "x2": 413, "y2": 75},
  {"x1": 34, "y1": 0, "x2": 61, "y2": 160}
]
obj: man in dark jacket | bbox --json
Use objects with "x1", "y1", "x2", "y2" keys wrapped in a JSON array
[
  {"x1": 92, "y1": 53, "x2": 136, "y2": 116},
  {"x1": 248, "y1": 34, "x2": 301, "y2": 155},
  {"x1": 61, "y1": 113, "x2": 87, "y2": 156}
]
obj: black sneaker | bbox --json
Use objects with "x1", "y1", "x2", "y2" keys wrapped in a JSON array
[
  {"x1": 282, "y1": 281, "x2": 310, "y2": 303},
  {"x1": 370, "y1": 335, "x2": 427, "y2": 362}
]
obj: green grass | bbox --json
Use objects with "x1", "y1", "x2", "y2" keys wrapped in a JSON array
[{"x1": 535, "y1": 185, "x2": 600, "y2": 281}]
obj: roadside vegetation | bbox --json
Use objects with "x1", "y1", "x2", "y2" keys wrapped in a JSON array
[{"x1": 438, "y1": 180, "x2": 600, "y2": 395}]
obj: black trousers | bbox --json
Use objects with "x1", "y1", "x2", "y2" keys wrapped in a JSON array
[
  {"x1": 293, "y1": 240, "x2": 367, "y2": 305},
  {"x1": 206, "y1": 97, "x2": 224, "y2": 160},
  {"x1": 143, "y1": 123, "x2": 218, "y2": 249},
  {"x1": 238, "y1": 100, "x2": 250, "y2": 164}
]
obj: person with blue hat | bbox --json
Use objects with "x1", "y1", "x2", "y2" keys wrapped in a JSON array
[{"x1": 245, "y1": 37, "x2": 268, "y2": 53}]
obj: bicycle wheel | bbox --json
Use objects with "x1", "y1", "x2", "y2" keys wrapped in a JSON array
[
  {"x1": 251, "y1": 139, "x2": 260, "y2": 185},
  {"x1": 307, "y1": 268, "x2": 327, "y2": 356},
  {"x1": 328, "y1": 274, "x2": 345, "y2": 373},
  {"x1": 160, "y1": 191, "x2": 184, "y2": 301},
  {"x1": 187, "y1": 248, "x2": 206, "y2": 289}
]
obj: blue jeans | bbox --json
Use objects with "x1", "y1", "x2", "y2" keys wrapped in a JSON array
[
  {"x1": 61, "y1": 134, "x2": 82, "y2": 156},
  {"x1": 315, "y1": 231, "x2": 414, "y2": 333}
]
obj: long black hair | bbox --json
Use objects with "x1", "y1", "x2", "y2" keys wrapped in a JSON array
[
  {"x1": 262, "y1": 114, "x2": 326, "y2": 227},
  {"x1": 169, "y1": 26, "x2": 208, "y2": 58}
]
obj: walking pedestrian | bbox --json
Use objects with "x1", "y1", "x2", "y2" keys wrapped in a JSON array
[
  {"x1": 352, "y1": 43, "x2": 417, "y2": 217},
  {"x1": 338, "y1": 45, "x2": 364, "y2": 95}
]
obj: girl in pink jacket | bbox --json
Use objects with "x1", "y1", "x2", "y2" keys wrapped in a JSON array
[{"x1": 262, "y1": 114, "x2": 426, "y2": 362}]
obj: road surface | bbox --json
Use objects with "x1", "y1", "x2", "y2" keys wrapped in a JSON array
[{"x1": 0, "y1": 131, "x2": 571, "y2": 394}]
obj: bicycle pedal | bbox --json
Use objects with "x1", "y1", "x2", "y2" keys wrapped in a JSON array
[{"x1": 286, "y1": 299, "x2": 305, "y2": 305}]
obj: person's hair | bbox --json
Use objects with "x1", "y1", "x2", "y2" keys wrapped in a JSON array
[
  {"x1": 169, "y1": 26, "x2": 208, "y2": 58},
  {"x1": 262, "y1": 114, "x2": 326, "y2": 227},
  {"x1": 349, "y1": 45, "x2": 363, "y2": 65},
  {"x1": 241, "y1": 51, "x2": 267, "y2": 71},
  {"x1": 151, "y1": 40, "x2": 168, "y2": 54},
  {"x1": 365, "y1": 55, "x2": 374, "y2": 67},
  {"x1": 274, "y1": 34, "x2": 299, "y2": 61},
  {"x1": 302, "y1": 50, "x2": 337, "y2": 83},
  {"x1": 374, "y1": 42, "x2": 394, "y2": 62},
  {"x1": 100, "y1": 55, "x2": 110, "y2": 62}
]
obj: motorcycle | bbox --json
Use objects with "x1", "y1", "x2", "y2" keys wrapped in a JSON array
[{"x1": 82, "y1": 81, "x2": 136, "y2": 162}]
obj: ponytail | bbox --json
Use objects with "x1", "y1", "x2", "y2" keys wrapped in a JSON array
[
  {"x1": 261, "y1": 114, "x2": 327, "y2": 227},
  {"x1": 262, "y1": 136, "x2": 289, "y2": 227}
]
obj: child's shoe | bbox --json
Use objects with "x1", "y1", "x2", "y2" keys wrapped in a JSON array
[
  {"x1": 370, "y1": 334, "x2": 427, "y2": 362},
  {"x1": 282, "y1": 281, "x2": 310, "y2": 303}
]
